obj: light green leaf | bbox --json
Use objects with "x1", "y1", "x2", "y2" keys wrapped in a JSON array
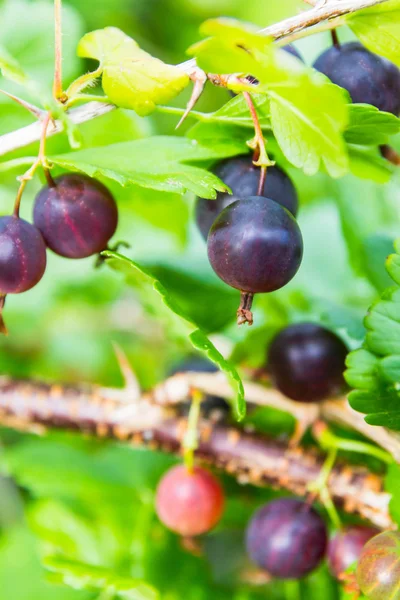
[
  {"x1": 104, "y1": 251, "x2": 245, "y2": 419},
  {"x1": 77, "y1": 27, "x2": 189, "y2": 116},
  {"x1": 347, "y1": 145, "x2": 393, "y2": 183},
  {"x1": 189, "y1": 18, "x2": 349, "y2": 177},
  {"x1": 50, "y1": 136, "x2": 246, "y2": 198},
  {"x1": 348, "y1": 0, "x2": 400, "y2": 66},
  {"x1": 385, "y1": 463, "x2": 400, "y2": 524},
  {"x1": 188, "y1": 93, "x2": 271, "y2": 136},
  {"x1": 45, "y1": 556, "x2": 159, "y2": 600},
  {"x1": 268, "y1": 76, "x2": 349, "y2": 177},
  {"x1": 0, "y1": 45, "x2": 28, "y2": 85},
  {"x1": 346, "y1": 238, "x2": 400, "y2": 429},
  {"x1": 189, "y1": 17, "x2": 271, "y2": 76},
  {"x1": 345, "y1": 104, "x2": 400, "y2": 145}
]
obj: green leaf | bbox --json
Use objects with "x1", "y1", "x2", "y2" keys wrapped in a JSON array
[
  {"x1": 348, "y1": 0, "x2": 400, "y2": 67},
  {"x1": 347, "y1": 145, "x2": 393, "y2": 183},
  {"x1": 50, "y1": 136, "x2": 245, "y2": 198},
  {"x1": 333, "y1": 176, "x2": 397, "y2": 276},
  {"x1": 346, "y1": 239, "x2": 400, "y2": 429},
  {"x1": 77, "y1": 27, "x2": 189, "y2": 116},
  {"x1": 190, "y1": 93, "x2": 271, "y2": 130},
  {"x1": 344, "y1": 104, "x2": 400, "y2": 145},
  {"x1": 189, "y1": 18, "x2": 349, "y2": 177},
  {"x1": 104, "y1": 251, "x2": 245, "y2": 418},
  {"x1": 45, "y1": 556, "x2": 159, "y2": 600},
  {"x1": 268, "y1": 75, "x2": 349, "y2": 177},
  {"x1": 150, "y1": 264, "x2": 238, "y2": 333},
  {"x1": 189, "y1": 17, "x2": 272, "y2": 76},
  {"x1": 385, "y1": 463, "x2": 400, "y2": 525},
  {"x1": 0, "y1": 45, "x2": 28, "y2": 85}
]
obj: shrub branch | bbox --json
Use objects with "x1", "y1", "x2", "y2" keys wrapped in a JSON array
[{"x1": 0, "y1": 375, "x2": 392, "y2": 529}]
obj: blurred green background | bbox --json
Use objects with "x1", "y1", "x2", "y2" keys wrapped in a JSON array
[{"x1": 0, "y1": 0, "x2": 398, "y2": 598}]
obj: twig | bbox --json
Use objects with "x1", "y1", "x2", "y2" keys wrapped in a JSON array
[
  {"x1": 0, "y1": 0, "x2": 390, "y2": 158},
  {"x1": 13, "y1": 112, "x2": 52, "y2": 216},
  {"x1": 0, "y1": 376, "x2": 391, "y2": 528},
  {"x1": 53, "y1": 0, "x2": 64, "y2": 101},
  {"x1": 152, "y1": 372, "x2": 400, "y2": 462}
]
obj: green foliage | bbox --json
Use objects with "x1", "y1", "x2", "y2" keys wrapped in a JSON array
[
  {"x1": 2, "y1": 0, "x2": 400, "y2": 598},
  {"x1": 348, "y1": 0, "x2": 400, "y2": 66},
  {"x1": 189, "y1": 18, "x2": 350, "y2": 177},
  {"x1": 77, "y1": 27, "x2": 189, "y2": 115},
  {"x1": 45, "y1": 557, "x2": 159, "y2": 600},
  {"x1": 0, "y1": 44, "x2": 29, "y2": 86},
  {"x1": 346, "y1": 239, "x2": 400, "y2": 428},
  {"x1": 344, "y1": 104, "x2": 400, "y2": 145},
  {"x1": 104, "y1": 251, "x2": 245, "y2": 418},
  {"x1": 385, "y1": 463, "x2": 400, "y2": 524},
  {"x1": 50, "y1": 136, "x2": 245, "y2": 198}
]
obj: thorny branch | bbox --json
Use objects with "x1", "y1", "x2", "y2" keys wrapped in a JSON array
[
  {"x1": 0, "y1": 374, "x2": 393, "y2": 529},
  {"x1": 0, "y1": 0, "x2": 390, "y2": 157}
]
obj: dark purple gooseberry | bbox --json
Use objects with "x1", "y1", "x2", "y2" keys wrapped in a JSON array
[
  {"x1": 0, "y1": 216, "x2": 46, "y2": 294},
  {"x1": 356, "y1": 531, "x2": 400, "y2": 600},
  {"x1": 327, "y1": 525, "x2": 379, "y2": 580},
  {"x1": 33, "y1": 173, "x2": 118, "y2": 259},
  {"x1": 207, "y1": 196, "x2": 303, "y2": 325},
  {"x1": 313, "y1": 41, "x2": 400, "y2": 115},
  {"x1": 246, "y1": 498, "x2": 328, "y2": 579},
  {"x1": 267, "y1": 323, "x2": 348, "y2": 403},
  {"x1": 169, "y1": 357, "x2": 230, "y2": 419},
  {"x1": 196, "y1": 155, "x2": 298, "y2": 239}
]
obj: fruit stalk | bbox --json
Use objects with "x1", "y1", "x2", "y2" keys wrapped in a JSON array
[
  {"x1": 53, "y1": 0, "x2": 64, "y2": 101},
  {"x1": 0, "y1": 376, "x2": 391, "y2": 528}
]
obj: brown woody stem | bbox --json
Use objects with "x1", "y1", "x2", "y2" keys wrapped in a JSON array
[
  {"x1": 0, "y1": 376, "x2": 391, "y2": 528},
  {"x1": 237, "y1": 292, "x2": 254, "y2": 326}
]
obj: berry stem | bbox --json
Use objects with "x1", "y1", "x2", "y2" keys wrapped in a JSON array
[
  {"x1": 237, "y1": 292, "x2": 254, "y2": 326},
  {"x1": 257, "y1": 167, "x2": 267, "y2": 196},
  {"x1": 13, "y1": 112, "x2": 52, "y2": 217},
  {"x1": 242, "y1": 91, "x2": 273, "y2": 195},
  {"x1": 308, "y1": 447, "x2": 342, "y2": 529},
  {"x1": 183, "y1": 389, "x2": 203, "y2": 472},
  {"x1": 380, "y1": 144, "x2": 400, "y2": 166},
  {"x1": 53, "y1": 0, "x2": 64, "y2": 101},
  {"x1": 0, "y1": 295, "x2": 7, "y2": 336},
  {"x1": 313, "y1": 421, "x2": 392, "y2": 464},
  {"x1": 330, "y1": 28, "x2": 340, "y2": 48}
]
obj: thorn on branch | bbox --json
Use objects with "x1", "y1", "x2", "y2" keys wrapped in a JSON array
[{"x1": 175, "y1": 67, "x2": 207, "y2": 129}]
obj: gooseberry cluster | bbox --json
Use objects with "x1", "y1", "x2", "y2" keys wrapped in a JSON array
[
  {"x1": 196, "y1": 154, "x2": 303, "y2": 326},
  {"x1": 0, "y1": 173, "x2": 118, "y2": 329},
  {"x1": 155, "y1": 463, "x2": 386, "y2": 588}
]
